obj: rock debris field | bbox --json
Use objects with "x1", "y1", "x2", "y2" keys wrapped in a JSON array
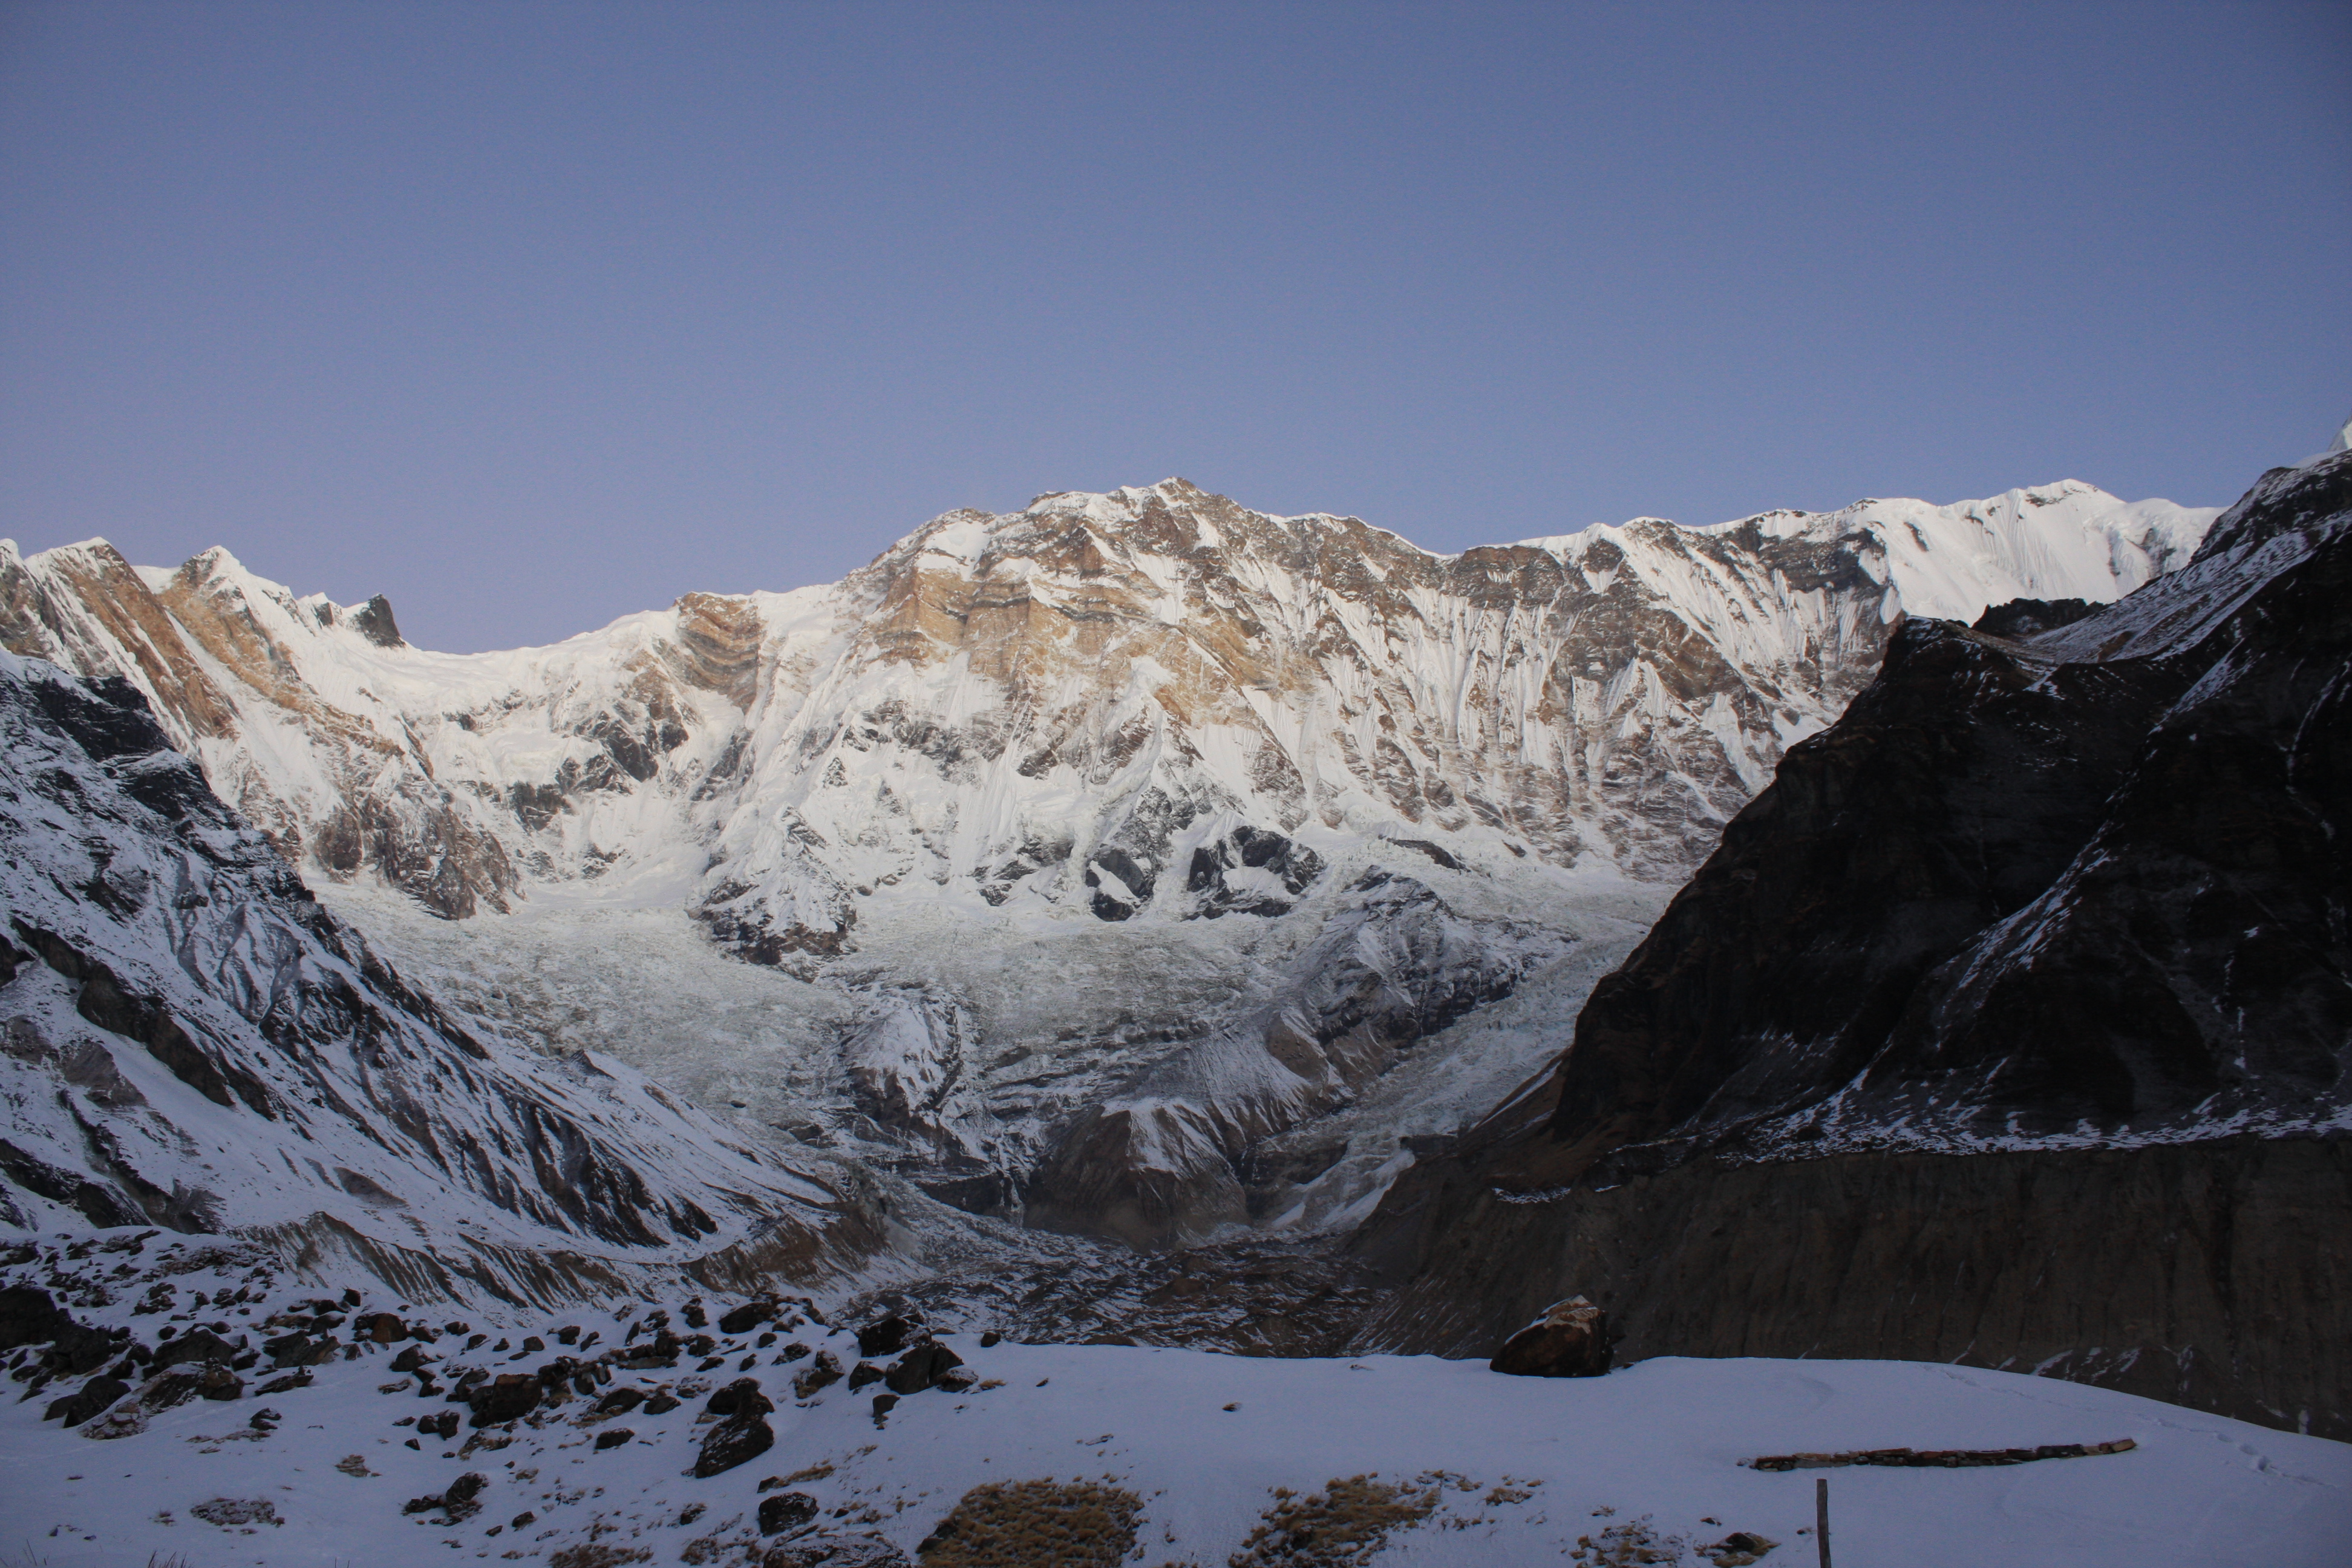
[{"x1": 3, "y1": 1227, "x2": 2348, "y2": 1567}]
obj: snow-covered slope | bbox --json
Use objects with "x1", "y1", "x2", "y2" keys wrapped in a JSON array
[
  {"x1": 0, "y1": 479, "x2": 2216, "y2": 1246},
  {"x1": 0, "y1": 652, "x2": 873, "y2": 1304}
]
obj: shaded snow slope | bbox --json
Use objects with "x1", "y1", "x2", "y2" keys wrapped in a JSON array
[{"x1": 0, "y1": 653, "x2": 872, "y2": 1304}]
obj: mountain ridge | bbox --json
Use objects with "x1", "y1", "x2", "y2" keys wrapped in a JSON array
[{"x1": 1, "y1": 475, "x2": 2220, "y2": 1246}]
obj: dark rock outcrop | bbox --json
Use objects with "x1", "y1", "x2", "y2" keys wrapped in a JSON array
[{"x1": 1354, "y1": 454, "x2": 2352, "y2": 1439}]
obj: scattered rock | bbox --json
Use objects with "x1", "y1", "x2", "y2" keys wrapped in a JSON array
[
  {"x1": 644, "y1": 1390, "x2": 682, "y2": 1415},
  {"x1": 594, "y1": 1426, "x2": 635, "y2": 1450},
  {"x1": 419, "y1": 1410, "x2": 459, "y2": 1440},
  {"x1": 198, "y1": 1365, "x2": 243, "y2": 1400},
  {"x1": 978, "y1": 1331, "x2": 1002, "y2": 1348},
  {"x1": 404, "y1": 1470, "x2": 489, "y2": 1524},
  {"x1": 191, "y1": 1497, "x2": 281, "y2": 1528},
  {"x1": 388, "y1": 1344, "x2": 434, "y2": 1373},
  {"x1": 760, "y1": 1534, "x2": 912, "y2": 1568},
  {"x1": 1490, "y1": 1297, "x2": 1612, "y2": 1379},
  {"x1": 595, "y1": 1386, "x2": 647, "y2": 1416},
  {"x1": 791, "y1": 1351, "x2": 843, "y2": 1400},
  {"x1": 847, "y1": 1361, "x2": 884, "y2": 1391},
  {"x1": 1707, "y1": 1530, "x2": 1780, "y2": 1565}
]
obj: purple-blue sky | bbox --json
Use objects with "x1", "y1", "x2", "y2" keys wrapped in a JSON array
[{"x1": 3, "y1": 2, "x2": 2347, "y2": 652}]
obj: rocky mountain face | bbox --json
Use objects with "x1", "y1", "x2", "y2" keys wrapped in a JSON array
[
  {"x1": 1352, "y1": 452, "x2": 2352, "y2": 1438},
  {"x1": 0, "y1": 479, "x2": 2213, "y2": 1247},
  {"x1": 0, "y1": 652, "x2": 873, "y2": 1305}
]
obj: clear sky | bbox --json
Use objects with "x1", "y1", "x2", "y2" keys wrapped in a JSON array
[{"x1": 3, "y1": 2, "x2": 2347, "y2": 652}]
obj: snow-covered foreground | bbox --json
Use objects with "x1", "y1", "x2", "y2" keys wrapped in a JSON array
[{"x1": 5, "y1": 1253, "x2": 2344, "y2": 1568}]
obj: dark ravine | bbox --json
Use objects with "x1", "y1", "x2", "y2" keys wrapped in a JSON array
[{"x1": 1344, "y1": 452, "x2": 2352, "y2": 1439}]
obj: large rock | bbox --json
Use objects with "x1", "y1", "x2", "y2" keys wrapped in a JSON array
[
  {"x1": 719, "y1": 1300, "x2": 777, "y2": 1336},
  {"x1": 759, "y1": 1491, "x2": 818, "y2": 1534},
  {"x1": 466, "y1": 1373, "x2": 542, "y2": 1426},
  {"x1": 153, "y1": 1328, "x2": 238, "y2": 1370},
  {"x1": 45, "y1": 1374, "x2": 128, "y2": 1426},
  {"x1": 693, "y1": 1411, "x2": 776, "y2": 1478},
  {"x1": 704, "y1": 1377, "x2": 774, "y2": 1419},
  {"x1": 1489, "y1": 1297, "x2": 1610, "y2": 1377},
  {"x1": 884, "y1": 1340, "x2": 964, "y2": 1396}
]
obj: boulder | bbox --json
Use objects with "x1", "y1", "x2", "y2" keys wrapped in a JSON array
[
  {"x1": 197, "y1": 1366, "x2": 243, "y2": 1400},
  {"x1": 704, "y1": 1377, "x2": 774, "y2": 1419},
  {"x1": 1489, "y1": 1296, "x2": 1612, "y2": 1378},
  {"x1": 154, "y1": 1329, "x2": 239, "y2": 1371},
  {"x1": 593, "y1": 1426, "x2": 634, "y2": 1450},
  {"x1": 0, "y1": 1285, "x2": 72, "y2": 1350},
  {"x1": 594, "y1": 1387, "x2": 646, "y2": 1416},
  {"x1": 855, "y1": 1315, "x2": 917, "y2": 1358},
  {"x1": 884, "y1": 1341, "x2": 964, "y2": 1396},
  {"x1": 759, "y1": 1491, "x2": 818, "y2": 1534},
  {"x1": 356, "y1": 1312, "x2": 408, "y2": 1343},
  {"x1": 467, "y1": 1373, "x2": 542, "y2": 1426},
  {"x1": 388, "y1": 1345, "x2": 434, "y2": 1373},
  {"x1": 45, "y1": 1374, "x2": 127, "y2": 1426},
  {"x1": 693, "y1": 1411, "x2": 776, "y2": 1477},
  {"x1": 720, "y1": 1300, "x2": 777, "y2": 1336}
]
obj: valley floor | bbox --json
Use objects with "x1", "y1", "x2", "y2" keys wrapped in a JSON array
[{"x1": 4, "y1": 1254, "x2": 2345, "y2": 1568}]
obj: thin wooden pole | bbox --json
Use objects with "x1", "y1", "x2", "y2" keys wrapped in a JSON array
[{"x1": 1816, "y1": 1475, "x2": 1832, "y2": 1568}]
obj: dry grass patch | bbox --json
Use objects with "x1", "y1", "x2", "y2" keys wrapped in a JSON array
[
  {"x1": 917, "y1": 1478, "x2": 1143, "y2": 1567},
  {"x1": 1227, "y1": 1475, "x2": 1444, "y2": 1567}
]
